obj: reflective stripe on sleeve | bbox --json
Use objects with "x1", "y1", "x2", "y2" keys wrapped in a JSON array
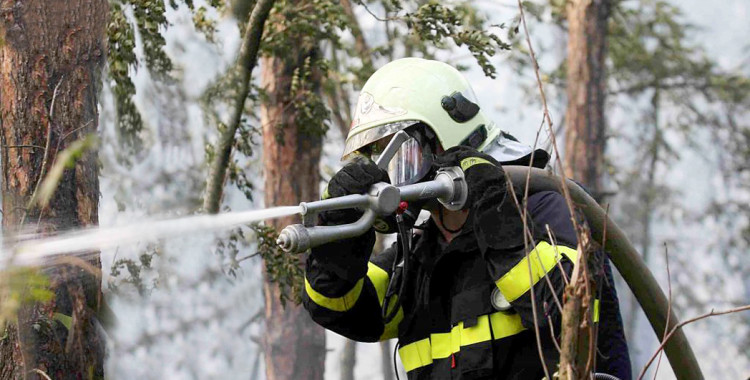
[
  {"x1": 368, "y1": 262, "x2": 403, "y2": 340},
  {"x1": 380, "y1": 296, "x2": 403, "y2": 341},
  {"x1": 398, "y1": 311, "x2": 527, "y2": 372},
  {"x1": 367, "y1": 262, "x2": 389, "y2": 305},
  {"x1": 304, "y1": 277, "x2": 364, "y2": 312},
  {"x1": 495, "y1": 241, "x2": 577, "y2": 302},
  {"x1": 459, "y1": 157, "x2": 494, "y2": 171}
]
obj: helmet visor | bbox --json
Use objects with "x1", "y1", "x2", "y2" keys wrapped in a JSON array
[
  {"x1": 387, "y1": 137, "x2": 425, "y2": 186},
  {"x1": 370, "y1": 132, "x2": 433, "y2": 187}
]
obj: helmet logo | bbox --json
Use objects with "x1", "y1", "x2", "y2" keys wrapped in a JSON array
[
  {"x1": 350, "y1": 91, "x2": 407, "y2": 131},
  {"x1": 360, "y1": 92, "x2": 375, "y2": 115}
]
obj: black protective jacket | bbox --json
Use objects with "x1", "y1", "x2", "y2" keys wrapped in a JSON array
[{"x1": 303, "y1": 191, "x2": 631, "y2": 379}]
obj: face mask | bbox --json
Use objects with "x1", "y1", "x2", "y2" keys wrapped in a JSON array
[{"x1": 369, "y1": 128, "x2": 434, "y2": 187}]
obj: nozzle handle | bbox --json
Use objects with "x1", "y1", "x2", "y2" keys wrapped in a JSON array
[
  {"x1": 277, "y1": 209, "x2": 377, "y2": 252},
  {"x1": 277, "y1": 168, "x2": 468, "y2": 253}
]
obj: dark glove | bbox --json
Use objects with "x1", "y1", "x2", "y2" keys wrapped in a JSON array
[
  {"x1": 311, "y1": 156, "x2": 388, "y2": 282},
  {"x1": 433, "y1": 146, "x2": 526, "y2": 253},
  {"x1": 320, "y1": 156, "x2": 390, "y2": 225}
]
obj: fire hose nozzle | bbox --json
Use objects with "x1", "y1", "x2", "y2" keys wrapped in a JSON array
[
  {"x1": 276, "y1": 224, "x2": 310, "y2": 253},
  {"x1": 277, "y1": 167, "x2": 467, "y2": 254}
]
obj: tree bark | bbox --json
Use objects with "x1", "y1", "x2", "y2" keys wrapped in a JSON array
[
  {"x1": 0, "y1": 0, "x2": 107, "y2": 378},
  {"x1": 260, "y1": 23, "x2": 326, "y2": 380},
  {"x1": 564, "y1": 0, "x2": 611, "y2": 197}
]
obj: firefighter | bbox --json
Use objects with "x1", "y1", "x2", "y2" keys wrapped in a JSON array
[{"x1": 302, "y1": 58, "x2": 631, "y2": 379}]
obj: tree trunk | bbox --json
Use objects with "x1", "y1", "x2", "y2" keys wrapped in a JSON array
[
  {"x1": 0, "y1": 0, "x2": 107, "y2": 379},
  {"x1": 564, "y1": 0, "x2": 611, "y2": 197},
  {"x1": 260, "y1": 30, "x2": 326, "y2": 380}
]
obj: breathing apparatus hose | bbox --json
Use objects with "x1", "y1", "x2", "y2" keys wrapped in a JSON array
[
  {"x1": 503, "y1": 166, "x2": 703, "y2": 380},
  {"x1": 382, "y1": 213, "x2": 410, "y2": 324}
]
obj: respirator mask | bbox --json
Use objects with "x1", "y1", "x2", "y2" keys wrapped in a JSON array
[
  {"x1": 351, "y1": 123, "x2": 436, "y2": 233},
  {"x1": 358, "y1": 123, "x2": 436, "y2": 187}
]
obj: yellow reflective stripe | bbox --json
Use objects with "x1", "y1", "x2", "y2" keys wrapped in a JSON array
[
  {"x1": 380, "y1": 296, "x2": 403, "y2": 341},
  {"x1": 459, "y1": 157, "x2": 494, "y2": 171},
  {"x1": 490, "y1": 311, "x2": 526, "y2": 339},
  {"x1": 451, "y1": 324, "x2": 461, "y2": 353},
  {"x1": 458, "y1": 315, "x2": 492, "y2": 346},
  {"x1": 304, "y1": 277, "x2": 364, "y2": 312},
  {"x1": 367, "y1": 262, "x2": 389, "y2": 306},
  {"x1": 593, "y1": 299, "x2": 600, "y2": 323},
  {"x1": 399, "y1": 338, "x2": 433, "y2": 372},
  {"x1": 495, "y1": 241, "x2": 577, "y2": 302},
  {"x1": 430, "y1": 333, "x2": 452, "y2": 359},
  {"x1": 367, "y1": 262, "x2": 403, "y2": 340},
  {"x1": 399, "y1": 311, "x2": 527, "y2": 372},
  {"x1": 559, "y1": 244, "x2": 579, "y2": 264}
]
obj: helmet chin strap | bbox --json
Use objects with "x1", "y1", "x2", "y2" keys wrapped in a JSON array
[{"x1": 438, "y1": 207, "x2": 464, "y2": 234}]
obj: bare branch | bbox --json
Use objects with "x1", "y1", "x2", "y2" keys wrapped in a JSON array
[{"x1": 638, "y1": 304, "x2": 750, "y2": 380}]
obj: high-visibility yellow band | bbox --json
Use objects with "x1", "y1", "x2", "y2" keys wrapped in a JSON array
[
  {"x1": 495, "y1": 241, "x2": 577, "y2": 303},
  {"x1": 490, "y1": 311, "x2": 525, "y2": 339},
  {"x1": 367, "y1": 262, "x2": 389, "y2": 306},
  {"x1": 459, "y1": 157, "x2": 494, "y2": 171},
  {"x1": 380, "y1": 296, "x2": 403, "y2": 341},
  {"x1": 399, "y1": 338, "x2": 433, "y2": 372},
  {"x1": 430, "y1": 333, "x2": 452, "y2": 359},
  {"x1": 458, "y1": 315, "x2": 492, "y2": 346},
  {"x1": 366, "y1": 262, "x2": 403, "y2": 340},
  {"x1": 399, "y1": 311, "x2": 527, "y2": 372},
  {"x1": 305, "y1": 277, "x2": 364, "y2": 312},
  {"x1": 593, "y1": 299, "x2": 600, "y2": 323}
]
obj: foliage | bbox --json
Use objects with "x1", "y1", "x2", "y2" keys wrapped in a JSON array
[
  {"x1": 106, "y1": 0, "x2": 225, "y2": 156},
  {"x1": 251, "y1": 224, "x2": 303, "y2": 306},
  {"x1": 0, "y1": 268, "x2": 54, "y2": 328},
  {"x1": 108, "y1": 248, "x2": 159, "y2": 296},
  {"x1": 399, "y1": 2, "x2": 510, "y2": 78},
  {"x1": 107, "y1": 2, "x2": 143, "y2": 152}
]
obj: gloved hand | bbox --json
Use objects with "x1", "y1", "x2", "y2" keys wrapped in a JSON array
[
  {"x1": 432, "y1": 146, "x2": 526, "y2": 252},
  {"x1": 320, "y1": 156, "x2": 390, "y2": 225}
]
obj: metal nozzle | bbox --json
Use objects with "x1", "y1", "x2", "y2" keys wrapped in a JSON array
[
  {"x1": 275, "y1": 166, "x2": 468, "y2": 253},
  {"x1": 277, "y1": 224, "x2": 311, "y2": 253}
]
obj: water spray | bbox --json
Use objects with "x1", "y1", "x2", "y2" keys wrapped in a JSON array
[{"x1": 8, "y1": 206, "x2": 303, "y2": 266}]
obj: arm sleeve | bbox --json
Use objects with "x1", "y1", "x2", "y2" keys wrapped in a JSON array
[
  {"x1": 484, "y1": 236, "x2": 575, "y2": 331},
  {"x1": 527, "y1": 190, "x2": 632, "y2": 380},
  {"x1": 302, "y1": 229, "x2": 403, "y2": 342}
]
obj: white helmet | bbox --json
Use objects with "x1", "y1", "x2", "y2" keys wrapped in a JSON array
[{"x1": 343, "y1": 58, "x2": 502, "y2": 185}]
